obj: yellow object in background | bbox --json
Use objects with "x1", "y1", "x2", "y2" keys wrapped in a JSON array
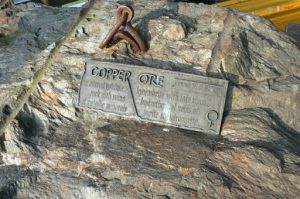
[{"x1": 217, "y1": 0, "x2": 300, "y2": 30}]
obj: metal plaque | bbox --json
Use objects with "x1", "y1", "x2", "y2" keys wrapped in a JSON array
[{"x1": 78, "y1": 61, "x2": 228, "y2": 134}]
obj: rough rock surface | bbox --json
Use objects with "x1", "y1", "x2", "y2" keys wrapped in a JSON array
[
  {"x1": 0, "y1": 3, "x2": 80, "y2": 125},
  {"x1": 0, "y1": 0, "x2": 299, "y2": 198}
]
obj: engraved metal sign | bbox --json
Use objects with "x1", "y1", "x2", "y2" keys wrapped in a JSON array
[{"x1": 78, "y1": 61, "x2": 228, "y2": 134}]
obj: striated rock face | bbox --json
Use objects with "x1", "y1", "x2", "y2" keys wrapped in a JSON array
[
  {"x1": 0, "y1": 0, "x2": 299, "y2": 198},
  {"x1": 0, "y1": 3, "x2": 80, "y2": 129}
]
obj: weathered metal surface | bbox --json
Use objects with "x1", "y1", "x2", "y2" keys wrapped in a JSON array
[
  {"x1": 78, "y1": 61, "x2": 228, "y2": 134},
  {"x1": 99, "y1": 5, "x2": 147, "y2": 53}
]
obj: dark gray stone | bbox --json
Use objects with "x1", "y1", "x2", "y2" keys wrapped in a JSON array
[
  {"x1": 286, "y1": 23, "x2": 300, "y2": 47},
  {"x1": 0, "y1": 6, "x2": 79, "y2": 88}
]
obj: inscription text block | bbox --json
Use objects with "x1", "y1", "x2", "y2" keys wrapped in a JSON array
[{"x1": 78, "y1": 61, "x2": 228, "y2": 134}]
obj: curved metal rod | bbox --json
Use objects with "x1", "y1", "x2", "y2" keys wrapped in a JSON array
[
  {"x1": 117, "y1": 5, "x2": 134, "y2": 23},
  {"x1": 112, "y1": 31, "x2": 140, "y2": 53},
  {"x1": 99, "y1": 11, "x2": 128, "y2": 49},
  {"x1": 100, "y1": 5, "x2": 148, "y2": 54},
  {"x1": 124, "y1": 23, "x2": 147, "y2": 53}
]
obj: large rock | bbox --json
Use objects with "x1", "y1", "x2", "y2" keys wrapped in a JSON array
[{"x1": 0, "y1": 0, "x2": 299, "y2": 198}]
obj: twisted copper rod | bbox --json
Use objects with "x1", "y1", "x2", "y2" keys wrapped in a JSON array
[
  {"x1": 124, "y1": 23, "x2": 147, "y2": 53},
  {"x1": 112, "y1": 32, "x2": 140, "y2": 53},
  {"x1": 99, "y1": 12, "x2": 128, "y2": 49},
  {"x1": 99, "y1": 5, "x2": 147, "y2": 54}
]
